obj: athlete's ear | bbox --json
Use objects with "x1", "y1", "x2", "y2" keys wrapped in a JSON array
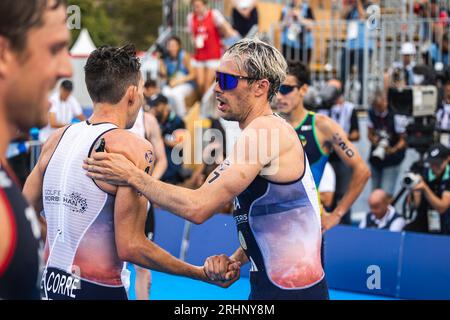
[
  {"x1": 299, "y1": 84, "x2": 309, "y2": 97},
  {"x1": 125, "y1": 85, "x2": 138, "y2": 106},
  {"x1": 0, "y1": 36, "x2": 13, "y2": 78},
  {"x1": 254, "y1": 79, "x2": 270, "y2": 98}
]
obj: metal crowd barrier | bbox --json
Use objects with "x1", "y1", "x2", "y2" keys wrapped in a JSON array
[
  {"x1": 161, "y1": 1, "x2": 450, "y2": 111},
  {"x1": 29, "y1": 140, "x2": 42, "y2": 171}
]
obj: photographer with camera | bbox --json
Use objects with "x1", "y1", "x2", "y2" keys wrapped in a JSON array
[
  {"x1": 405, "y1": 143, "x2": 450, "y2": 235},
  {"x1": 368, "y1": 92, "x2": 407, "y2": 197},
  {"x1": 385, "y1": 42, "x2": 417, "y2": 91}
]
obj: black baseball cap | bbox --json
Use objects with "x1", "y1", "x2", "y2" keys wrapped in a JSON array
[
  {"x1": 425, "y1": 143, "x2": 449, "y2": 164},
  {"x1": 147, "y1": 93, "x2": 168, "y2": 107}
]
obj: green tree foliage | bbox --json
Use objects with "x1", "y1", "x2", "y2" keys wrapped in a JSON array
[{"x1": 68, "y1": 0, "x2": 162, "y2": 51}]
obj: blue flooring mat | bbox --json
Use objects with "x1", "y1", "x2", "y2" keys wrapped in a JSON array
[{"x1": 128, "y1": 267, "x2": 396, "y2": 300}]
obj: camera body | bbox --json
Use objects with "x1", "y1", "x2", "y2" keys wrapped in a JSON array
[
  {"x1": 402, "y1": 172, "x2": 421, "y2": 189},
  {"x1": 371, "y1": 138, "x2": 389, "y2": 160},
  {"x1": 304, "y1": 84, "x2": 341, "y2": 111},
  {"x1": 388, "y1": 85, "x2": 437, "y2": 117},
  {"x1": 371, "y1": 130, "x2": 390, "y2": 161}
]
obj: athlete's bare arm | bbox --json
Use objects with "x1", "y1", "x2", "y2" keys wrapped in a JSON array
[
  {"x1": 143, "y1": 112, "x2": 167, "y2": 180},
  {"x1": 84, "y1": 116, "x2": 301, "y2": 224},
  {"x1": 103, "y1": 130, "x2": 237, "y2": 285},
  {"x1": 315, "y1": 114, "x2": 371, "y2": 231}
]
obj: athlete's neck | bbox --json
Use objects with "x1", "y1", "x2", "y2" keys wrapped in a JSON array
[
  {"x1": 0, "y1": 108, "x2": 16, "y2": 156},
  {"x1": 289, "y1": 103, "x2": 308, "y2": 128},
  {"x1": 89, "y1": 103, "x2": 128, "y2": 129},
  {"x1": 239, "y1": 102, "x2": 273, "y2": 130}
]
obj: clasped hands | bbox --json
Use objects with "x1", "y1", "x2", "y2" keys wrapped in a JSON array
[{"x1": 203, "y1": 254, "x2": 241, "y2": 288}]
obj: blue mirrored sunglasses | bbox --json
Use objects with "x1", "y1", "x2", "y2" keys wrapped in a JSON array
[
  {"x1": 279, "y1": 84, "x2": 300, "y2": 95},
  {"x1": 215, "y1": 71, "x2": 257, "y2": 91}
]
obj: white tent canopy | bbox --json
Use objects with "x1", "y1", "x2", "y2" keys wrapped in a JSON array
[
  {"x1": 70, "y1": 29, "x2": 96, "y2": 108},
  {"x1": 70, "y1": 28, "x2": 96, "y2": 57}
]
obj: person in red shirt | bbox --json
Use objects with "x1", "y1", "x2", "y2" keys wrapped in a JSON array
[{"x1": 188, "y1": 0, "x2": 239, "y2": 97}]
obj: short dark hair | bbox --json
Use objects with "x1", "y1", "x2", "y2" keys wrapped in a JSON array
[
  {"x1": 0, "y1": 0, "x2": 66, "y2": 51},
  {"x1": 167, "y1": 35, "x2": 182, "y2": 47},
  {"x1": 61, "y1": 80, "x2": 73, "y2": 92},
  {"x1": 144, "y1": 79, "x2": 157, "y2": 89},
  {"x1": 287, "y1": 61, "x2": 311, "y2": 87},
  {"x1": 148, "y1": 93, "x2": 169, "y2": 107},
  {"x1": 84, "y1": 44, "x2": 141, "y2": 104}
]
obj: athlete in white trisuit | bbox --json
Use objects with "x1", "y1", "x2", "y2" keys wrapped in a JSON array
[
  {"x1": 127, "y1": 107, "x2": 167, "y2": 300},
  {"x1": 23, "y1": 44, "x2": 238, "y2": 300}
]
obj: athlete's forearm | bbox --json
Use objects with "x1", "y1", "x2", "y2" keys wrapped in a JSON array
[
  {"x1": 334, "y1": 162, "x2": 370, "y2": 218},
  {"x1": 230, "y1": 247, "x2": 249, "y2": 266},
  {"x1": 129, "y1": 236, "x2": 206, "y2": 282},
  {"x1": 128, "y1": 170, "x2": 208, "y2": 224}
]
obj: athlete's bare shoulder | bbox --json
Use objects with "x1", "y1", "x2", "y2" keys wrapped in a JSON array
[
  {"x1": 91, "y1": 129, "x2": 155, "y2": 195},
  {"x1": 38, "y1": 125, "x2": 71, "y2": 172},
  {"x1": 101, "y1": 129, "x2": 154, "y2": 171}
]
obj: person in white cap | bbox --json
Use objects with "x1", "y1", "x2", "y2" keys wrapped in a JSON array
[{"x1": 385, "y1": 42, "x2": 417, "y2": 89}]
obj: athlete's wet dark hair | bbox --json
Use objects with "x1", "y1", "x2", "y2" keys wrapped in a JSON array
[
  {"x1": 0, "y1": 0, "x2": 66, "y2": 51},
  {"x1": 287, "y1": 61, "x2": 311, "y2": 87},
  {"x1": 84, "y1": 44, "x2": 141, "y2": 104}
]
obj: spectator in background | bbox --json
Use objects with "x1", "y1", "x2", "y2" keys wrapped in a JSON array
[
  {"x1": 406, "y1": 143, "x2": 450, "y2": 235},
  {"x1": 437, "y1": 79, "x2": 450, "y2": 148},
  {"x1": 231, "y1": 0, "x2": 259, "y2": 38},
  {"x1": 415, "y1": 0, "x2": 448, "y2": 44},
  {"x1": 359, "y1": 189, "x2": 406, "y2": 232},
  {"x1": 368, "y1": 92, "x2": 407, "y2": 197},
  {"x1": 188, "y1": 0, "x2": 239, "y2": 97},
  {"x1": 143, "y1": 79, "x2": 160, "y2": 102},
  {"x1": 430, "y1": 32, "x2": 449, "y2": 67},
  {"x1": 387, "y1": 42, "x2": 417, "y2": 89},
  {"x1": 39, "y1": 80, "x2": 85, "y2": 143},
  {"x1": 148, "y1": 93, "x2": 188, "y2": 185},
  {"x1": 340, "y1": 0, "x2": 374, "y2": 104},
  {"x1": 160, "y1": 36, "x2": 196, "y2": 117},
  {"x1": 324, "y1": 79, "x2": 360, "y2": 141},
  {"x1": 280, "y1": 0, "x2": 315, "y2": 64}
]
